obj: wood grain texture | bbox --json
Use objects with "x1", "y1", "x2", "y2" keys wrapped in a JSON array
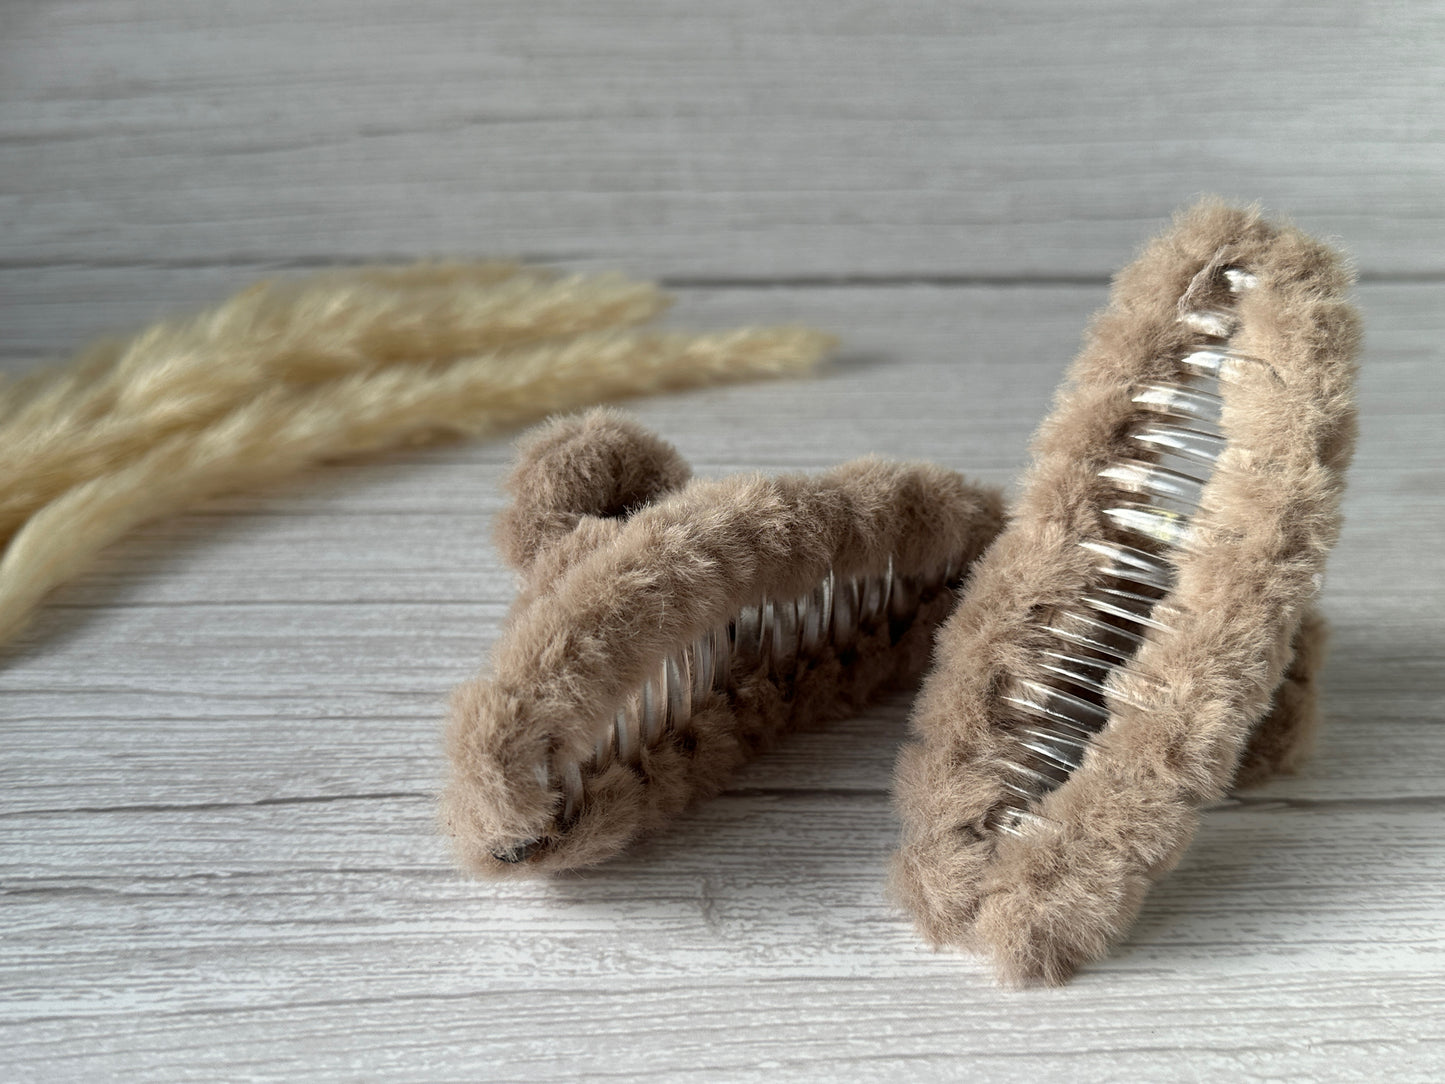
[
  {"x1": 2, "y1": 1, "x2": 1444, "y2": 277},
  {"x1": 2, "y1": 2, "x2": 1444, "y2": 1081}
]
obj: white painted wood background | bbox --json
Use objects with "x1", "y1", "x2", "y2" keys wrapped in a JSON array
[{"x1": 2, "y1": 2, "x2": 1443, "y2": 1080}]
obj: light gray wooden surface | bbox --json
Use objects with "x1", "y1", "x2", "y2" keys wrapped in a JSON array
[{"x1": 2, "y1": 3, "x2": 1443, "y2": 1081}]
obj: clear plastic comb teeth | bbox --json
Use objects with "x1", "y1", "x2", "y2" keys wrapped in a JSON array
[
  {"x1": 493, "y1": 552, "x2": 968, "y2": 861},
  {"x1": 1131, "y1": 383, "x2": 1223, "y2": 426},
  {"x1": 988, "y1": 264, "x2": 1260, "y2": 836},
  {"x1": 1098, "y1": 460, "x2": 1206, "y2": 514}
]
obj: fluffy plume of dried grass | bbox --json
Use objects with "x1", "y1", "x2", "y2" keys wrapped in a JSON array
[
  {"x1": 0, "y1": 266, "x2": 832, "y2": 647},
  {"x1": 0, "y1": 263, "x2": 668, "y2": 545}
]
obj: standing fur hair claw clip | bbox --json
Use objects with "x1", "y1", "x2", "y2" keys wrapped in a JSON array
[
  {"x1": 890, "y1": 199, "x2": 1361, "y2": 985},
  {"x1": 442, "y1": 408, "x2": 1006, "y2": 873}
]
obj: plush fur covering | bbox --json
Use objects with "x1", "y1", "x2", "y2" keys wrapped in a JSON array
[
  {"x1": 442, "y1": 408, "x2": 1007, "y2": 875},
  {"x1": 891, "y1": 200, "x2": 1360, "y2": 985},
  {"x1": 1233, "y1": 604, "x2": 1328, "y2": 788}
]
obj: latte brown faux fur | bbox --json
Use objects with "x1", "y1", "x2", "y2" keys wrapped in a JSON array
[
  {"x1": 442, "y1": 409, "x2": 1007, "y2": 874},
  {"x1": 1233, "y1": 604, "x2": 1329, "y2": 788},
  {"x1": 891, "y1": 200, "x2": 1360, "y2": 985}
]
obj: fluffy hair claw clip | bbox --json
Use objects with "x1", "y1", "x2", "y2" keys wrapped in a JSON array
[
  {"x1": 442, "y1": 408, "x2": 1006, "y2": 873},
  {"x1": 891, "y1": 200, "x2": 1361, "y2": 984}
]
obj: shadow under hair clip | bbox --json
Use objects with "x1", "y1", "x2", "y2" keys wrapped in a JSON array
[
  {"x1": 442, "y1": 408, "x2": 1006, "y2": 873},
  {"x1": 891, "y1": 200, "x2": 1361, "y2": 984}
]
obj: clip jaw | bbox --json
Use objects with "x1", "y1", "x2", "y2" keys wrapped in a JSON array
[
  {"x1": 891, "y1": 200, "x2": 1360, "y2": 985},
  {"x1": 442, "y1": 409, "x2": 1007, "y2": 875}
]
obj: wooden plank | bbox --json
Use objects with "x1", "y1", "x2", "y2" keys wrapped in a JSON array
[
  {"x1": 3, "y1": 976, "x2": 1441, "y2": 1082},
  {"x1": 2, "y1": 795, "x2": 1442, "y2": 1079},
  {"x1": 2, "y1": 1, "x2": 1443, "y2": 276}
]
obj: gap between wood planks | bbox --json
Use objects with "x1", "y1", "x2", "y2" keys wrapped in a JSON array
[
  {"x1": 5, "y1": 790, "x2": 1443, "y2": 821},
  {"x1": 0, "y1": 256, "x2": 1442, "y2": 286}
]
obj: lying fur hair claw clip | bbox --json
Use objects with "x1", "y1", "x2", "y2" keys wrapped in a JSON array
[
  {"x1": 891, "y1": 199, "x2": 1361, "y2": 985},
  {"x1": 443, "y1": 408, "x2": 1007, "y2": 874}
]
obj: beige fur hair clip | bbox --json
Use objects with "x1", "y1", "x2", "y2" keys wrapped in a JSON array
[
  {"x1": 892, "y1": 201, "x2": 1360, "y2": 984},
  {"x1": 442, "y1": 408, "x2": 1005, "y2": 873}
]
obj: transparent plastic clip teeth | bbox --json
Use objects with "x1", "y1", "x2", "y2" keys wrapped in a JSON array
[
  {"x1": 494, "y1": 548, "x2": 972, "y2": 860},
  {"x1": 988, "y1": 264, "x2": 1261, "y2": 833}
]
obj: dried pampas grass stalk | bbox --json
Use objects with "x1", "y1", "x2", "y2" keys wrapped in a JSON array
[
  {"x1": 0, "y1": 267, "x2": 832, "y2": 648},
  {"x1": 0, "y1": 262, "x2": 522, "y2": 427},
  {"x1": 0, "y1": 264, "x2": 669, "y2": 545}
]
